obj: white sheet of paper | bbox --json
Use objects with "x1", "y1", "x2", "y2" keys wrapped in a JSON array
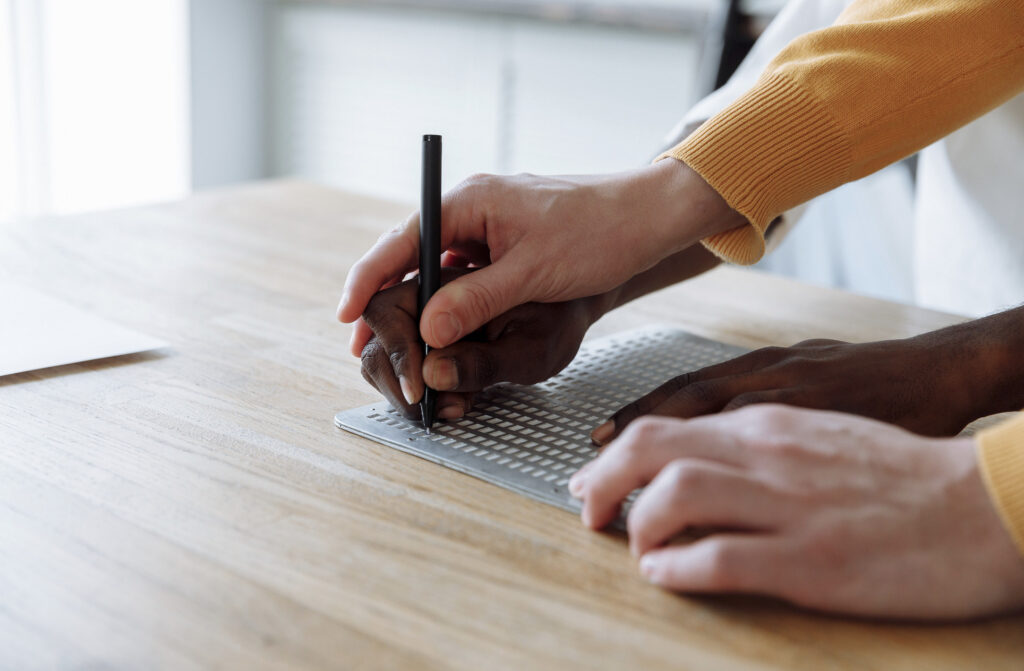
[{"x1": 0, "y1": 283, "x2": 168, "y2": 377}]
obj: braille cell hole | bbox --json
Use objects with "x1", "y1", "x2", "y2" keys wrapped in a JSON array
[{"x1": 347, "y1": 328, "x2": 748, "y2": 515}]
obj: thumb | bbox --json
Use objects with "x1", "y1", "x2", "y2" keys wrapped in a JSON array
[{"x1": 420, "y1": 260, "x2": 532, "y2": 348}]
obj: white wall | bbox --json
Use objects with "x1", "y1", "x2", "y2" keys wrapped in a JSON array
[
  {"x1": 270, "y1": 4, "x2": 708, "y2": 202},
  {"x1": 0, "y1": 0, "x2": 190, "y2": 219},
  {"x1": 189, "y1": 0, "x2": 271, "y2": 188}
]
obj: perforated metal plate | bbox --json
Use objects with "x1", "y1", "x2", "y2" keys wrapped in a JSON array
[{"x1": 335, "y1": 326, "x2": 749, "y2": 518}]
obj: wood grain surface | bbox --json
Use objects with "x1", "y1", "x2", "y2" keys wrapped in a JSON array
[{"x1": 2, "y1": 180, "x2": 1021, "y2": 670}]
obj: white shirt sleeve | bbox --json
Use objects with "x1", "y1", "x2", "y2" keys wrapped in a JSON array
[
  {"x1": 661, "y1": 0, "x2": 855, "y2": 252},
  {"x1": 663, "y1": 0, "x2": 854, "y2": 149}
]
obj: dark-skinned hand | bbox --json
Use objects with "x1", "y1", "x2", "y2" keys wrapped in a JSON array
[
  {"x1": 360, "y1": 268, "x2": 598, "y2": 421},
  {"x1": 592, "y1": 334, "x2": 988, "y2": 445}
]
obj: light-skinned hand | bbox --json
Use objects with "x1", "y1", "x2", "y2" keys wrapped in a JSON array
[
  {"x1": 338, "y1": 160, "x2": 746, "y2": 349},
  {"x1": 571, "y1": 405, "x2": 1024, "y2": 620}
]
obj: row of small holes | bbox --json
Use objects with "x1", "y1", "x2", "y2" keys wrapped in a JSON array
[{"x1": 369, "y1": 330, "x2": 744, "y2": 489}]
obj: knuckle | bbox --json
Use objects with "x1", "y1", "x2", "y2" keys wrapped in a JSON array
[
  {"x1": 663, "y1": 460, "x2": 706, "y2": 493},
  {"x1": 360, "y1": 338, "x2": 385, "y2": 366},
  {"x1": 624, "y1": 416, "x2": 665, "y2": 447},
  {"x1": 639, "y1": 373, "x2": 696, "y2": 412},
  {"x1": 793, "y1": 338, "x2": 838, "y2": 348},
  {"x1": 754, "y1": 346, "x2": 786, "y2": 363},
  {"x1": 462, "y1": 172, "x2": 494, "y2": 189},
  {"x1": 736, "y1": 405, "x2": 808, "y2": 456},
  {"x1": 388, "y1": 349, "x2": 408, "y2": 374},
  {"x1": 378, "y1": 221, "x2": 406, "y2": 244},
  {"x1": 360, "y1": 341, "x2": 390, "y2": 380},
  {"x1": 680, "y1": 380, "x2": 718, "y2": 405},
  {"x1": 703, "y1": 542, "x2": 741, "y2": 590},
  {"x1": 771, "y1": 354, "x2": 817, "y2": 373},
  {"x1": 666, "y1": 371, "x2": 696, "y2": 393},
  {"x1": 737, "y1": 403, "x2": 791, "y2": 433},
  {"x1": 726, "y1": 392, "x2": 767, "y2": 411}
]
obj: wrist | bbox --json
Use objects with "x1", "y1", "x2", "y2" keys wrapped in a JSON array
[{"x1": 640, "y1": 158, "x2": 749, "y2": 254}]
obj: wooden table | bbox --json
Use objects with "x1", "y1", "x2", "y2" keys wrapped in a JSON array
[{"x1": 2, "y1": 181, "x2": 1022, "y2": 670}]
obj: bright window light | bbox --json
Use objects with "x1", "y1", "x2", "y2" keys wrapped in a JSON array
[
  {"x1": 0, "y1": 2, "x2": 17, "y2": 221},
  {"x1": 43, "y1": 0, "x2": 189, "y2": 214},
  {"x1": 0, "y1": 0, "x2": 189, "y2": 220}
]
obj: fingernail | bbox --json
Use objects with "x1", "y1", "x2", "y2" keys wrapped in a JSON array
[
  {"x1": 427, "y1": 357, "x2": 459, "y2": 391},
  {"x1": 590, "y1": 420, "x2": 614, "y2": 446},
  {"x1": 568, "y1": 472, "x2": 585, "y2": 497},
  {"x1": 399, "y1": 375, "x2": 418, "y2": 405},
  {"x1": 580, "y1": 507, "x2": 593, "y2": 528},
  {"x1": 639, "y1": 555, "x2": 657, "y2": 581},
  {"x1": 438, "y1": 404, "x2": 464, "y2": 420},
  {"x1": 430, "y1": 311, "x2": 461, "y2": 346}
]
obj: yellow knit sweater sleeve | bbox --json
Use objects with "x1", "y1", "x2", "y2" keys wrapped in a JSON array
[
  {"x1": 662, "y1": 0, "x2": 1024, "y2": 264},
  {"x1": 978, "y1": 414, "x2": 1024, "y2": 556}
]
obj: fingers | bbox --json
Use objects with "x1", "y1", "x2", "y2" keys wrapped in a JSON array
[
  {"x1": 349, "y1": 317, "x2": 375, "y2": 358},
  {"x1": 591, "y1": 347, "x2": 804, "y2": 446},
  {"x1": 573, "y1": 416, "x2": 747, "y2": 530},
  {"x1": 592, "y1": 372, "x2": 700, "y2": 445},
  {"x1": 420, "y1": 257, "x2": 533, "y2": 349},
  {"x1": 361, "y1": 287, "x2": 425, "y2": 407},
  {"x1": 422, "y1": 344, "x2": 501, "y2": 393},
  {"x1": 599, "y1": 374, "x2": 737, "y2": 444},
  {"x1": 340, "y1": 173, "x2": 497, "y2": 325},
  {"x1": 339, "y1": 215, "x2": 421, "y2": 323},
  {"x1": 594, "y1": 372, "x2": 776, "y2": 446},
  {"x1": 639, "y1": 535, "x2": 791, "y2": 596},
  {"x1": 626, "y1": 459, "x2": 790, "y2": 557},
  {"x1": 361, "y1": 338, "x2": 471, "y2": 420},
  {"x1": 421, "y1": 328, "x2": 561, "y2": 393},
  {"x1": 360, "y1": 338, "x2": 417, "y2": 419}
]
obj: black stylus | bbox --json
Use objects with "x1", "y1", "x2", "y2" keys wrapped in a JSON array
[{"x1": 419, "y1": 134, "x2": 441, "y2": 432}]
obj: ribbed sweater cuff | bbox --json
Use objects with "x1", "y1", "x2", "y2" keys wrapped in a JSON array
[
  {"x1": 977, "y1": 413, "x2": 1024, "y2": 557},
  {"x1": 658, "y1": 72, "x2": 851, "y2": 266}
]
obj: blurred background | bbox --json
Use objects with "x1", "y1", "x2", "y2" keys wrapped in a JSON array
[{"x1": 0, "y1": 0, "x2": 914, "y2": 302}]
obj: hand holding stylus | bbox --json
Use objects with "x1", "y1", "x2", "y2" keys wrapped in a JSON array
[{"x1": 337, "y1": 160, "x2": 747, "y2": 350}]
